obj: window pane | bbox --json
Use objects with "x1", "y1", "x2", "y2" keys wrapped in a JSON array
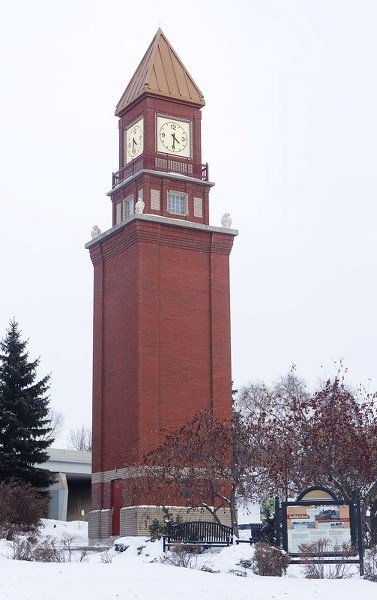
[
  {"x1": 168, "y1": 192, "x2": 187, "y2": 215},
  {"x1": 123, "y1": 195, "x2": 134, "y2": 218}
]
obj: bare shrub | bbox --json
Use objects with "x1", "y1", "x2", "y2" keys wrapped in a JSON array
[
  {"x1": 299, "y1": 538, "x2": 328, "y2": 579},
  {"x1": 78, "y1": 549, "x2": 88, "y2": 563},
  {"x1": 252, "y1": 542, "x2": 290, "y2": 576},
  {"x1": 60, "y1": 537, "x2": 74, "y2": 562},
  {"x1": 9, "y1": 535, "x2": 65, "y2": 562},
  {"x1": 299, "y1": 538, "x2": 354, "y2": 579},
  {"x1": 364, "y1": 546, "x2": 377, "y2": 582},
  {"x1": 0, "y1": 480, "x2": 48, "y2": 538},
  {"x1": 160, "y1": 543, "x2": 202, "y2": 568},
  {"x1": 200, "y1": 564, "x2": 220, "y2": 573},
  {"x1": 100, "y1": 550, "x2": 113, "y2": 563},
  {"x1": 1, "y1": 525, "x2": 21, "y2": 542},
  {"x1": 237, "y1": 558, "x2": 252, "y2": 569},
  {"x1": 227, "y1": 568, "x2": 247, "y2": 577},
  {"x1": 9, "y1": 536, "x2": 36, "y2": 561},
  {"x1": 32, "y1": 538, "x2": 65, "y2": 563}
]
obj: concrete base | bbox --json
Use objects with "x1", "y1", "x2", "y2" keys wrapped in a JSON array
[
  {"x1": 88, "y1": 509, "x2": 112, "y2": 542},
  {"x1": 48, "y1": 472, "x2": 68, "y2": 520},
  {"x1": 88, "y1": 505, "x2": 232, "y2": 544}
]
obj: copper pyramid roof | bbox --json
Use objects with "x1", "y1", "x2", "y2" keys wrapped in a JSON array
[{"x1": 115, "y1": 29, "x2": 205, "y2": 116}]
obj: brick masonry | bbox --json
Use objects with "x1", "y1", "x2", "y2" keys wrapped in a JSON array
[
  {"x1": 87, "y1": 215, "x2": 236, "y2": 534},
  {"x1": 120, "y1": 506, "x2": 232, "y2": 537},
  {"x1": 88, "y1": 505, "x2": 231, "y2": 543}
]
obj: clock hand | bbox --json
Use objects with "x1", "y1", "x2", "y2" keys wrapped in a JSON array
[{"x1": 171, "y1": 133, "x2": 178, "y2": 150}]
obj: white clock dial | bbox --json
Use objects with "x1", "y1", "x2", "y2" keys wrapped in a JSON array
[
  {"x1": 125, "y1": 118, "x2": 144, "y2": 164},
  {"x1": 157, "y1": 117, "x2": 191, "y2": 157}
]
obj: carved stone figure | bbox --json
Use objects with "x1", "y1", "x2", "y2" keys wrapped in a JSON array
[
  {"x1": 135, "y1": 197, "x2": 145, "y2": 214},
  {"x1": 221, "y1": 213, "x2": 232, "y2": 228},
  {"x1": 91, "y1": 225, "x2": 101, "y2": 239}
]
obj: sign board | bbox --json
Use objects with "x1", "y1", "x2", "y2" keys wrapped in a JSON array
[
  {"x1": 277, "y1": 487, "x2": 364, "y2": 574},
  {"x1": 286, "y1": 502, "x2": 351, "y2": 553}
]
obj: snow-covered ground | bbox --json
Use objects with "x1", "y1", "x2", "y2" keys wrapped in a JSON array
[{"x1": 0, "y1": 520, "x2": 375, "y2": 600}]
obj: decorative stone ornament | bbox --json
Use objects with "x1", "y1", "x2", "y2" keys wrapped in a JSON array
[
  {"x1": 91, "y1": 225, "x2": 101, "y2": 239},
  {"x1": 221, "y1": 213, "x2": 232, "y2": 228},
  {"x1": 135, "y1": 197, "x2": 145, "y2": 214}
]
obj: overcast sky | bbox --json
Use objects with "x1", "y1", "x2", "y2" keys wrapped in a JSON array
[{"x1": 1, "y1": 1, "x2": 376, "y2": 445}]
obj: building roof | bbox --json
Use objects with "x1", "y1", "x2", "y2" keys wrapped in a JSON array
[
  {"x1": 46, "y1": 448, "x2": 91, "y2": 479},
  {"x1": 48, "y1": 448, "x2": 91, "y2": 464},
  {"x1": 115, "y1": 28, "x2": 205, "y2": 116}
]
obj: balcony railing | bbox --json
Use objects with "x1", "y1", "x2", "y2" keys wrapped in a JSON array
[{"x1": 112, "y1": 153, "x2": 209, "y2": 189}]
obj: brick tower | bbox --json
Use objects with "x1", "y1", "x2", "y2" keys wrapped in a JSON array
[{"x1": 86, "y1": 29, "x2": 237, "y2": 541}]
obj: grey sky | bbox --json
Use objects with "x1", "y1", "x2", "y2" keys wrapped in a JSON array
[{"x1": 1, "y1": 1, "x2": 376, "y2": 444}]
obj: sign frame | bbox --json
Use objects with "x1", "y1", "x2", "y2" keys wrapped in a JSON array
[{"x1": 277, "y1": 487, "x2": 364, "y2": 574}]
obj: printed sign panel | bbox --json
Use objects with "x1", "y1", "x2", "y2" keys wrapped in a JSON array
[{"x1": 286, "y1": 503, "x2": 351, "y2": 553}]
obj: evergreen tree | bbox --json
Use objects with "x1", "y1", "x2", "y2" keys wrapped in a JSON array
[{"x1": 0, "y1": 320, "x2": 54, "y2": 488}]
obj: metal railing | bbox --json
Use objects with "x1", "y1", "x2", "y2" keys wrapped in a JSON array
[{"x1": 112, "y1": 153, "x2": 209, "y2": 189}]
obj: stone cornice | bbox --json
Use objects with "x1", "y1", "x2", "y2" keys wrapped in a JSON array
[
  {"x1": 107, "y1": 169, "x2": 215, "y2": 197},
  {"x1": 86, "y1": 214, "x2": 238, "y2": 264}
]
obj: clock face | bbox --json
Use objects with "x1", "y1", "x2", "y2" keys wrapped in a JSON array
[
  {"x1": 157, "y1": 117, "x2": 191, "y2": 157},
  {"x1": 125, "y1": 118, "x2": 144, "y2": 164}
]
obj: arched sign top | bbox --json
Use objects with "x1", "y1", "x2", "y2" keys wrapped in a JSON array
[{"x1": 296, "y1": 486, "x2": 338, "y2": 502}]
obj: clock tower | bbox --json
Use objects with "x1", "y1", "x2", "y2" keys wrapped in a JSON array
[{"x1": 86, "y1": 29, "x2": 237, "y2": 541}]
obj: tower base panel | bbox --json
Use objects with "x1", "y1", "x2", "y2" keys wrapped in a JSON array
[{"x1": 88, "y1": 505, "x2": 232, "y2": 544}]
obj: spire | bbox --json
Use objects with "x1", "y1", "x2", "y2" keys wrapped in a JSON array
[{"x1": 115, "y1": 28, "x2": 205, "y2": 116}]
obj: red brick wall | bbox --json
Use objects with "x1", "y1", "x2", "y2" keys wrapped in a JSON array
[
  {"x1": 111, "y1": 172, "x2": 211, "y2": 226},
  {"x1": 89, "y1": 217, "x2": 235, "y2": 508}
]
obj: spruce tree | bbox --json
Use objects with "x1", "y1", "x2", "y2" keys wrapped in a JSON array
[{"x1": 0, "y1": 320, "x2": 54, "y2": 488}]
